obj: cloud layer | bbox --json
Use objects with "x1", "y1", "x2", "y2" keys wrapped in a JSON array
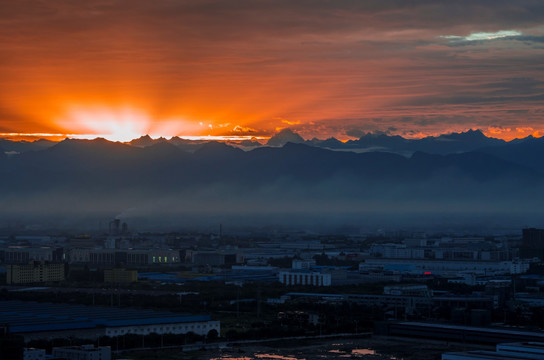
[{"x1": 1, "y1": 1, "x2": 544, "y2": 140}]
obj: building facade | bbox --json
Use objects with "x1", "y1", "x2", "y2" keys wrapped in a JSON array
[
  {"x1": 6, "y1": 261, "x2": 65, "y2": 284},
  {"x1": 52, "y1": 345, "x2": 111, "y2": 360},
  {"x1": 104, "y1": 320, "x2": 220, "y2": 337},
  {"x1": 279, "y1": 270, "x2": 332, "y2": 286},
  {"x1": 103, "y1": 268, "x2": 137, "y2": 283}
]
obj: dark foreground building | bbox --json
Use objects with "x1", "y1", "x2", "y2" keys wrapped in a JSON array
[
  {"x1": 0, "y1": 300, "x2": 219, "y2": 341},
  {"x1": 521, "y1": 228, "x2": 544, "y2": 260}
]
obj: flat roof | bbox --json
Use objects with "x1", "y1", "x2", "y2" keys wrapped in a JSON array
[
  {"x1": 0, "y1": 300, "x2": 212, "y2": 334},
  {"x1": 444, "y1": 350, "x2": 540, "y2": 360},
  {"x1": 399, "y1": 322, "x2": 544, "y2": 338},
  {"x1": 499, "y1": 341, "x2": 544, "y2": 349}
]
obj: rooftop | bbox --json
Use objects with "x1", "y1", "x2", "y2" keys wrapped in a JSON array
[{"x1": 0, "y1": 300, "x2": 211, "y2": 333}]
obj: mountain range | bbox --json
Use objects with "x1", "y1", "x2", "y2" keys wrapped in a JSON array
[
  {"x1": 1, "y1": 130, "x2": 543, "y2": 229},
  {"x1": 0, "y1": 129, "x2": 534, "y2": 156}
]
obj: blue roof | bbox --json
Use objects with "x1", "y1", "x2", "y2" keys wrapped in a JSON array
[
  {"x1": 0, "y1": 300, "x2": 213, "y2": 334},
  {"x1": 103, "y1": 315, "x2": 211, "y2": 327}
]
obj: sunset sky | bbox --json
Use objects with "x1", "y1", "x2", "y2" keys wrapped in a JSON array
[{"x1": 1, "y1": 1, "x2": 544, "y2": 142}]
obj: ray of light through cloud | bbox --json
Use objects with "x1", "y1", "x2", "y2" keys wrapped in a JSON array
[{"x1": 0, "y1": 1, "x2": 544, "y2": 141}]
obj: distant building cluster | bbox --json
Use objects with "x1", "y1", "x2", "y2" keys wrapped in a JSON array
[{"x1": 0, "y1": 224, "x2": 541, "y2": 292}]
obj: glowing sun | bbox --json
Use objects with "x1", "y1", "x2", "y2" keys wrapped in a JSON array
[{"x1": 56, "y1": 106, "x2": 152, "y2": 142}]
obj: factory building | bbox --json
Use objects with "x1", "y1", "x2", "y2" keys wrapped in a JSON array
[{"x1": 1, "y1": 300, "x2": 220, "y2": 341}]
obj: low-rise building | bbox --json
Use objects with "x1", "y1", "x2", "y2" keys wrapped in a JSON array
[
  {"x1": 6, "y1": 261, "x2": 65, "y2": 284},
  {"x1": 52, "y1": 345, "x2": 110, "y2": 360},
  {"x1": 188, "y1": 250, "x2": 242, "y2": 266},
  {"x1": 1, "y1": 247, "x2": 63, "y2": 264},
  {"x1": 278, "y1": 270, "x2": 332, "y2": 286},
  {"x1": 363, "y1": 258, "x2": 527, "y2": 276},
  {"x1": 23, "y1": 348, "x2": 45, "y2": 360},
  {"x1": 292, "y1": 259, "x2": 316, "y2": 270},
  {"x1": 104, "y1": 268, "x2": 137, "y2": 283},
  {"x1": 443, "y1": 341, "x2": 544, "y2": 360},
  {"x1": 2, "y1": 300, "x2": 220, "y2": 341}
]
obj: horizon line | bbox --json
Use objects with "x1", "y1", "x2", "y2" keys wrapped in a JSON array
[{"x1": 0, "y1": 129, "x2": 541, "y2": 143}]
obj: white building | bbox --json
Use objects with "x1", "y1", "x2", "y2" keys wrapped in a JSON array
[
  {"x1": 278, "y1": 270, "x2": 331, "y2": 286},
  {"x1": 510, "y1": 259, "x2": 531, "y2": 274},
  {"x1": 104, "y1": 320, "x2": 220, "y2": 337},
  {"x1": 23, "y1": 348, "x2": 45, "y2": 360},
  {"x1": 52, "y1": 345, "x2": 111, "y2": 360}
]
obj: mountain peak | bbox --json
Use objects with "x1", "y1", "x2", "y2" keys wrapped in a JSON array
[
  {"x1": 129, "y1": 135, "x2": 166, "y2": 147},
  {"x1": 266, "y1": 128, "x2": 305, "y2": 146},
  {"x1": 439, "y1": 129, "x2": 487, "y2": 141}
]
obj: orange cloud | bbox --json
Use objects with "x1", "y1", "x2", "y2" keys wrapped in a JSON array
[{"x1": 1, "y1": 1, "x2": 544, "y2": 141}]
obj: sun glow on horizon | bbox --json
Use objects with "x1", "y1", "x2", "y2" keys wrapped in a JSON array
[
  {"x1": 0, "y1": 106, "x2": 270, "y2": 142},
  {"x1": 54, "y1": 106, "x2": 240, "y2": 142},
  {"x1": 57, "y1": 106, "x2": 158, "y2": 142},
  {"x1": 0, "y1": 132, "x2": 269, "y2": 142}
]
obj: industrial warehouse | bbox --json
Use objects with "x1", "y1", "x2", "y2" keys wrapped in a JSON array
[{"x1": 0, "y1": 300, "x2": 219, "y2": 340}]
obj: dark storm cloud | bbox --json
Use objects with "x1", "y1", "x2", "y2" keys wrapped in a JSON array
[{"x1": 3, "y1": 1, "x2": 544, "y2": 44}]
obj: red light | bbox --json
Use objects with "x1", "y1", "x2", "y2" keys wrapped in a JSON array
[{"x1": 424, "y1": 271, "x2": 431, "y2": 275}]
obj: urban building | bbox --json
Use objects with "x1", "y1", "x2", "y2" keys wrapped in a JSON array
[
  {"x1": 1, "y1": 300, "x2": 220, "y2": 341},
  {"x1": 103, "y1": 268, "x2": 137, "y2": 283},
  {"x1": 52, "y1": 345, "x2": 111, "y2": 360},
  {"x1": 443, "y1": 342, "x2": 544, "y2": 360},
  {"x1": 23, "y1": 348, "x2": 45, "y2": 360},
  {"x1": 68, "y1": 249, "x2": 181, "y2": 266},
  {"x1": 363, "y1": 258, "x2": 527, "y2": 276},
  {"x1": 520, "y1": 228, "x2": 544, "y2": 260},
  {"x1": 67, "y1": 248, "x2": 90, "y2": 263},
  {"x1": 68, "y1": 235, "x2": 96, "y2": 249},
  {"x1": 292, "y1": 259, "x2": 316, "y2": 270},
  {"x1": 279, "y1": 270, "x2": 332, "y2": 286},
  {"x1": 384, "y1": 322, "x2": 544, "y2": 344},
  {"x1": 496, "y1": 342, "x2": 544, "y2": 358},
  {"x1": 1, "y1": 247, "x2": 63, "y2": 264},
  {"x1": 187, "y1": 250, "x2": 243, "y2": 266},
  {"x1": 6, "y1": 261, "x2": 65, "y2": 284}
]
